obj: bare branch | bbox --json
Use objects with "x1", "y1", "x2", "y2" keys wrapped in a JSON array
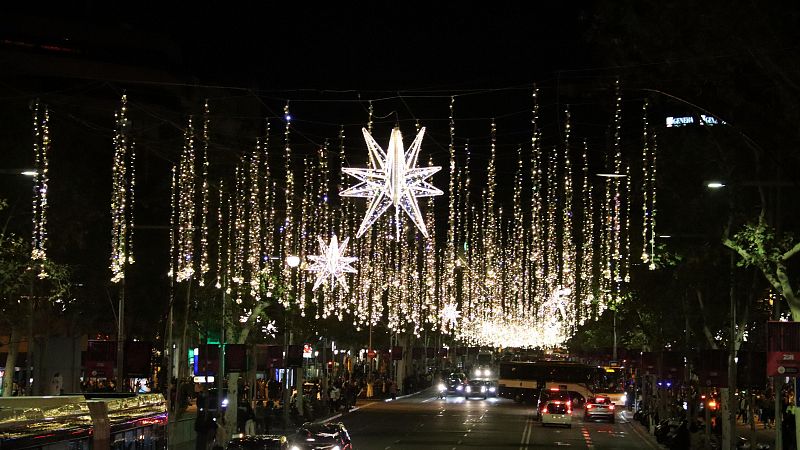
[{"x1": 781, "y1": 241, "x2": 800, "y2": 262}]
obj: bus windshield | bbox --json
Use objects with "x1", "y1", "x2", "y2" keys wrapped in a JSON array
[{"x1": 594, "y1": 367, "x2": 625, "y2": 393}]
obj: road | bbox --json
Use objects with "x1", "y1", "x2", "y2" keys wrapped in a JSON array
[{"x1": 336, "y1": 390, "x2": 661, "y2": 449}]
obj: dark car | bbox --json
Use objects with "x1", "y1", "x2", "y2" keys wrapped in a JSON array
[
  {"x1": 445, "y1": 372, "x2": 467, "y2": 396},
  {"x1": 227, "y1": 435, "x2": 289, "y2": 450},
  {"x1": 464, "y1": 379, "x2": 489, "y2": 399},
  {"x1": 289, "y1": 422, "x2": 352, "y2": 450}
]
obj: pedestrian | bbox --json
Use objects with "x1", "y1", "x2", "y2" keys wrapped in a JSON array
[
  {"x1": 244, "y1": 403, "x2": 256, "y2": 435},
  {"x1": 254, "y1": 400, "x2": 267, "y2": 434},
  {"x1": 389, "y1": 380, "x2": 397, "y2": 400},
  {"x1": 213, "y1": 414, "x2": 227, "y2": 450}
]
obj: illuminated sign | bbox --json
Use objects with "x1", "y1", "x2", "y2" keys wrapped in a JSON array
[
  {"x1": 666, "y1": 116, "x2": 694, "y2": 127},
  {"x1": 303, "y1": 344, "x2": 313, "y2": 358},
  {"x1": 666, "y1": 114, "x2": 725, "y2": 128}
]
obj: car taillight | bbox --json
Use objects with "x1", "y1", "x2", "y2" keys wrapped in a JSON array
[
  {"x1": 586, "y1": 404, "x2": 592, "y2": 409},
  {"x1": 542, "y1": 407, "x2": 548, "y2": 414},
  {"x1": 568, "y1": 408, "x2": 572, "y2": 414},
  {"x1": 609, "y1": 404, "x2": 615, "y2": 410}
]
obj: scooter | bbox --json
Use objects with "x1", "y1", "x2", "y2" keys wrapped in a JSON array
[{"x1": 437, "y1": 383, "x2": 447, "y2": 399}]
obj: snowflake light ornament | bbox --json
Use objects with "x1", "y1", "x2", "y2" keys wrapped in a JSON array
[
  {"x1": 261, "y1": 320, "x2": 278, "y2": 338},
  {"x1": 340, "y1": 127, "x2": 442, "y2": 238},
  {"x1": 441, "y1": 302, "x2": 461, "y2": 330},
  {"x1": 306, "y1": 235, "x2": 358, "y2": 292}
]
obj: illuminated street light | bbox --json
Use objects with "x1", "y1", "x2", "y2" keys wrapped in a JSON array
[
  {"x1": 707, "y1": 181, "x2": 726, "y2": 189},
  {"x1": 596, "y1": 173, "x2": 627, "y2": 178}
]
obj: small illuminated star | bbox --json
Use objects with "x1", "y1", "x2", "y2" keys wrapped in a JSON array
[
  {"x1": 306, "y1": 235, "x2": 358, "y2": 292},
  {"x1": 441, "y1": 302, "x2": 461, "y2": 330},
  {"x1": 340, "y1": 127, "x2": 442, "y2": 238}
]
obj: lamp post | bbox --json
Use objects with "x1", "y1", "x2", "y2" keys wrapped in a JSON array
[{"x1": 282, "y1": 255, "x2": 300, "y2": 429}]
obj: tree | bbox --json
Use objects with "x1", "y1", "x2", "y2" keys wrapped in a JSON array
[{"x1": 0, "y1": 199, "x2": 71, "y2": 396}]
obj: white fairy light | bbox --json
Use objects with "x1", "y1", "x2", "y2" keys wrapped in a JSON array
[
  {"x1": 340, "y1": 127, "x2": 442, "y2": 239},
  {"x1": 306, "y1": 235, "x2": 358, "y2": 292}
]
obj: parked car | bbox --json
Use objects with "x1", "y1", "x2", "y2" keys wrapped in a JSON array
[
  {"x1": 289, "y1": 421, "x2": 352, "y2": 450},
  {"x1": 228, "y1": 435, "x2": 289, "y2": 450}
]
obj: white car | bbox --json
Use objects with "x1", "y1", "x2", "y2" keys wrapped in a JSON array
[{"x1": 541, "y1": 401, "x2": 572, "y2": 428}]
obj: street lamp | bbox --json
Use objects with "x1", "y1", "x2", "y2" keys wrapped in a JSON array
[{"x1": 281, "y1": 255, "x2": 300, "y2": 428}]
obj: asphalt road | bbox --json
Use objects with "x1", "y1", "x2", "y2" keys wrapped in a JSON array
[{"x1": 336, "y1": 389, "x2": 662, "y2": 449}]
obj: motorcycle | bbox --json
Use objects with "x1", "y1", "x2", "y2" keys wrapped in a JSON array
[{"x1": 437, "y1": 383, "x2": 447, "y2": 399}]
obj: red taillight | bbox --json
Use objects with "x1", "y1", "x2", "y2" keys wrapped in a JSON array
[
  {"x1": 609, "y1": 404, "x2": 615, "y2": 410},
  {"x1": 568, "y1": 409, "x2": 572, "y2": 414},
  {"x1": 586, "y1": 404, "x2": 593, "y2": 409},
  {"x1": 542, "y1": 408, "x2": 548, "y2": 414}
]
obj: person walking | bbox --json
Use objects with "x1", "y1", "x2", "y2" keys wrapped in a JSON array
[
  {"x1": 254, "y1": 400, "x2": 267, "y2": 434},
  {"x1": 389, "y1": 380, "x2": 397, "y2": 400}
]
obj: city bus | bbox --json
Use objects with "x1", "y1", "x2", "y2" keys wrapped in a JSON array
[
  {"x1": 0, "y1": 393, "x2": 167, "y2": 450},
  {"x1": 498, "y1": 360, "x2": 596, "y2": 404},
  {"x1": 592, "y1": 365, "x2": 628, "y2": 406}
]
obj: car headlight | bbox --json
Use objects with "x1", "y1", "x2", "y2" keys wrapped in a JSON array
[
  {"x1": 474, "y1": 369, "x2": 481, "y2": 377},
  {"x1": 221, "y1": 398, "x2": 229, "y2": 408},
  {"x1": 438, "y1": 383, "x2": 446, "y2": 391},
  {"x1": 484, "y1": 369, "x2": 490, "y2": 376},
  {"x1": 489, "y1": 387, "x2": 496, "y2": 392},
  {"x1": 456, "y1": 385, "x2": 463, "y2": 391},
  {"x1": 466, "y1": 386, "x2": 472, "y2": 392},
  {"x1": 481, "y1": 386, "x2": 486, "y2": 392},
  {"x1": 290, "y1": 446, "x2": 301, "y2": 450},
  {"x1": 332, "y1": 446, "x2": 341, "y2": 450}
]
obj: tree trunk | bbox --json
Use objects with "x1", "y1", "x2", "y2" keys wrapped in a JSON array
[
  {"x1": 2, "y1": 327, "x2": 20, "y2": 397},
  {"x1": 695, "y1": 290, "x2": 719, "y2": 349}
]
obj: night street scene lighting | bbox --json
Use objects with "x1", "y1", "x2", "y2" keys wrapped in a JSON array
[{"x1": 0, "y1": 3, "x2": 798, "y2": 450}]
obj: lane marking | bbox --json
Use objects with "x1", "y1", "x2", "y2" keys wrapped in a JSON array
[
  {"x1": 519, "y1": 413, "x2": 533, "y2": 450},
  {"x1": 581, "y1": 426, "x2": 594, "y2": 448}
]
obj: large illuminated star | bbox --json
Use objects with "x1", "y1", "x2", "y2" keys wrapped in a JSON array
[
  {"x1": 340, "y1": 127, "x2": 442, "y2": 238},
  {"x1": 305, "y1": 235, "x2": 358, "y2": 292}
]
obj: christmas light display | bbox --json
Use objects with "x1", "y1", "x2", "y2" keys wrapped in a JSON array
[
  {"x1": 340, "y1": 127, "x2": 443, "y2": 239},
  {"x1": 110, "y1": 95, "x2": 135, "y2": 283},
  {"x1": 306, "y1": 235, "x2": 358, "y2": 292},
  {"x1": 31, "y1": 101, "x2": 50, "y2": 275}
]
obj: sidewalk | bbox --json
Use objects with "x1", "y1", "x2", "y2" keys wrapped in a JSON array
[
  {"x1": 737, "y1": 419, "x2": 776, "y2": 449},
  {"x1": 620, "y1": 409, "x2": 777, "y2": 449}
]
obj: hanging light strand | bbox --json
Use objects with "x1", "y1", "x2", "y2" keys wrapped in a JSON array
[
  {"x1": 110, "y1": 94, "x2": 135, "y2": 282},
  {"x1": 31, "y1": 102, "x2": 51, "y2": 271}
]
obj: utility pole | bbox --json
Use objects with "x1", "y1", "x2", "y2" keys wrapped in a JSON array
[{"x1": 116, "y1": 272, "x2": 126, "y2": 393}]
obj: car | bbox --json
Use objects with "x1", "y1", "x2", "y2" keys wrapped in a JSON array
[
  {"x1": 289, "y1": 421, "x2": 352, "y2": 450},
  {"x1": 584, "y1": 395, "x2": 616, "y2": 423},
  {"x1": 464, "y1": 379, "x2": 489, "y2": 399},
  {"x1": 484, "y1": 380, "x2": 498, "y2": 397},
  {"x1": 228, "y1": 435, "x2": 289, "y2": 450},
  {"x1": 445, "y1": 373, "x2": 467, "y2": 396},
  {"x1": 536, "y1": 388, "x2": 571, "y2": 420},
  {"x1": 541, "y1": 401, "x2": 572, "y2": 428}
]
